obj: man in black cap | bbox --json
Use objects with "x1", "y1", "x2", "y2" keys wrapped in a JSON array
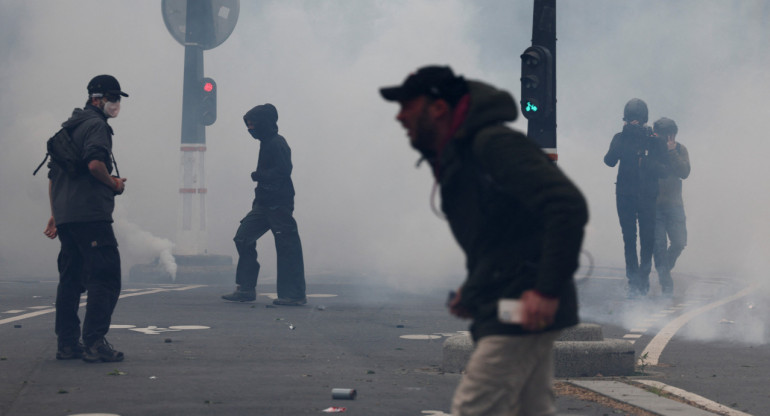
[
  {"x1": 604, "y1": 99, "x2": 667, "y2": 298},
  {"x1": 222, "y1": 103, "x2": 306, "y2": 305},
  {"x1": 44, "y1": 74, "x2": 128, "y2": 362},
  {"x1": 380, "y1": 66, "x2": 587, "y2": 415}
]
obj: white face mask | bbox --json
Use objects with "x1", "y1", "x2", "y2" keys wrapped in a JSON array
[{"x1": 103, "y1": 100, "x2": 120, "y2": 118}]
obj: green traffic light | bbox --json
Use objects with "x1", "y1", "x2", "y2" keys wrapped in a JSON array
[{"x1": 525, "y1": 102, "x2": 538, "y2": 112}]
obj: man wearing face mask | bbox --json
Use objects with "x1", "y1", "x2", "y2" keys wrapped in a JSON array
[
  {"x1": 222, "y1": 103, "x2": 306, "y2": 305},
  {"x1": 43, "y1": 74, "x2": 128, "y2": 362}
]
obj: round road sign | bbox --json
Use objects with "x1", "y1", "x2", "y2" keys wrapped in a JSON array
[{"x1": 162, "y1": 0, "x2": 239, "y2": 50}]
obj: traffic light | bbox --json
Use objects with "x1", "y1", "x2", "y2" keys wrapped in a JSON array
[
  {"x1": 200, "y1": 77, "x2": 217, "y2": 126},
  {"x1": 520, "y1": 45, "x2": 554, "y2": 121}
]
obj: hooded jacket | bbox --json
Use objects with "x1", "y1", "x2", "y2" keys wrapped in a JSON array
[
  {"x1": 48, "y1": 104, "x2": 116, "y2": 224},
  {"x1": 252, "y1": 133, "x2": 295, "y2": 206},
  {"x1": 436, "y1": 80, "x2": 588, "y2": 341}
]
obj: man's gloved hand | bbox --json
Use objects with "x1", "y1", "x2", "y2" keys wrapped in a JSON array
[{"x1": 250, "y1": 171, "x2": 259, "y2": 182}]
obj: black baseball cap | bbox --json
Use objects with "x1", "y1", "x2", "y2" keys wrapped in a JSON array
[
  {"x1": 87, "y1": 75, "x2": 129, "y2": 98},
  {"x1": 380, "y1": 65, "x2": 467, "y2": 105}
]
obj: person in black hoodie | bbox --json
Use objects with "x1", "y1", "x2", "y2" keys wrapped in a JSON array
[
  {"x1": 222, "y1": 104, "x2": 306, "y2": 305},
  {"x1": 44, "y1": 75, "x2": 128, "y2": 363},
  {"x1": 604, "y1": 98, "x2": 667, "y2": 298},
  {"x1": 381, "y1": 66, "x2": 587, "y2": 416}
]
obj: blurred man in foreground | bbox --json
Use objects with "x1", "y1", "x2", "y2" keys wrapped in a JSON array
[{"x1": 380, "y1": 66, "x2": 588, "y2": 415}]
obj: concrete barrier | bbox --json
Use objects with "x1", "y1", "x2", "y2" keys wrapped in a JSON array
[
  {"x1": 554, "y1": 339, "x2": 635, "y2": 377},
  {"x1": 442, "y1": 323, "x2": 635, "y2": 377}
]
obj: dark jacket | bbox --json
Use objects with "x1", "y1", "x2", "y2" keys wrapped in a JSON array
[
  {"x1": 604, "y1": 124, "x2": 667, "y2": 198},
  {"x1": 436, "y1": 81, "x2": 588, "y2": 341},
  {"x1": 48, "y1": 104, "x2": 116, "y2": 224},
  {"x1": 657, "y1": 142, "x2": 690, "y2": 207},
  {"x1": 253, "y1": 133, "x2": 295, "y2": 206}
]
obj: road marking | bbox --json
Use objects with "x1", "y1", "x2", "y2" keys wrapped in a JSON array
[
  {"x1": 636, "y1": 380, "x2": 752, "y2": 416},
  {"x1": 261, "y1": 292, "x2": 337, "y2": 300},
  {"x1": 2, "y1": 310, "x2": 25, "y2": 314},
  {"x1": 589, "y1": 276, "x2": 624, "y2": 280},
  {"x1": 168, "y1": 325, "x2": 210, "y2": 330},
  {"x1": 0, "y1": 285, "x2": 206, "y2": 326},
  {"x1": 639, "y1": 284, "x2": 758, "y2": 366},
  {"x1": 400, "y1": 334, "x2": 442, "y2": 340}
]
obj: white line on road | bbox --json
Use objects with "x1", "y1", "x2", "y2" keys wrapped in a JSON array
[
  {"x1": 0, "y1": 285, "x2": 206, "y2": 326},
  {"x1": 639, "y1": 284, "x2": 758, "y2": 366}
]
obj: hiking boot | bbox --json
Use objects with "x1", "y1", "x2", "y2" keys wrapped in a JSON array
[
  {"x1": 82, "y1": 338, "x2": 124, "y2": 363},
  {"x1": 56, "y1": 342, "x2": 85, "y2": 360},
  {"x1": 222, "y1": 286, "x2": 256, "y2": 302},
  {"x1": 273, "y1": 297, "x2": 307, "y2": 306}
]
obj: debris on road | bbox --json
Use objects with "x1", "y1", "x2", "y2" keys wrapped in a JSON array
[
  {"x1": 332, "y1": 388, "x2": 357, "y2": 400},
  {"x1": 322, "y1": 406, "x2": 346, "y2": 413}
]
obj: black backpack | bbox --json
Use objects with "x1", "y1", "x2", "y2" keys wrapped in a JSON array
[
  {"x1": 33, "y1": 127, "x2": 85, "y2": 177},
  {"x1": 33, "y1": 127, "x2": 120, "y2": 178}
]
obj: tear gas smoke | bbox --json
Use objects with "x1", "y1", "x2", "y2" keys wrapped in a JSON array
[
  {"x1": 113, "y1": 214, "x2": 178, "y2": 281},
  {"x1": 0, "y1": 1, "x2": 768, "y2": 343}
]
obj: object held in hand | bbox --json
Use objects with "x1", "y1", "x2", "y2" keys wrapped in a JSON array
[{"x1": 497, "y1": 299, "x2": 523, "y2": 324}]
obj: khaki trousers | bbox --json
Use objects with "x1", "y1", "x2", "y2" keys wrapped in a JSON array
[{"x1": 451, "y1": 331, "x2": 561, "y2": 416}]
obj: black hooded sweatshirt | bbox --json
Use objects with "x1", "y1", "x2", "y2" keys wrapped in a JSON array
[{"x1": 436, "y1": 80, "x2": 588, "y2": 341}]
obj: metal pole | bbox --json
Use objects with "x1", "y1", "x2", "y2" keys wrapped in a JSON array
[
  {"x1": 177, "y1": 1, "x2": 208, "y2": 255},
  {"x1": 528, "y1": 0, "x2": 557, "y2": 160}
]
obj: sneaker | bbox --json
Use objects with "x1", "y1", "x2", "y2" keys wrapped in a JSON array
[
  {"x1": 273, "y1": 297, "x2": 307, "y2": 306},
  {"x1": 56, "y1": 342, "x2": 85, "y2": 360},
  {"x1": 222, "y1": 287, "x2": 256, "y2": 302},
  {"x1": 82, "y1": 338, "x2": 124, "y2": 363}
]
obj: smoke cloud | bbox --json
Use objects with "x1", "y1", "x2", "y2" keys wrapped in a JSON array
[{"x1": 0, "y1": 0, "x2": 768, "y2": 342}]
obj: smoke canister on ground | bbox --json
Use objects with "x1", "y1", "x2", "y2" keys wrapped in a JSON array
[{"x1": 331, "y1": 388, "x2": 356, "y2": 400}]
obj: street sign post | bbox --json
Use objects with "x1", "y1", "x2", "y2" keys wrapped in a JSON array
[{"x1": 161, "y1": 0, "x2": 239, "y2": 256}]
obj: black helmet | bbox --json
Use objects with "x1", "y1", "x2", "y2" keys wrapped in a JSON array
[
  {"x1": 623, "y1": 98, "x2": 648, "y2": 124},
  {"x1": 653, "y1": 117, "x2": 678, "y2": 137}
]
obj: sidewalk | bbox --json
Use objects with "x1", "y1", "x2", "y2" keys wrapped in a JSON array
[{"x1": 557, "y1": 379, "x2": 751, "y2": 416}]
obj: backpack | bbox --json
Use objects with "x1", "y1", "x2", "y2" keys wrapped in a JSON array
[{"x1": 33, "y1": 127, "x2": 86, "y2": 177}]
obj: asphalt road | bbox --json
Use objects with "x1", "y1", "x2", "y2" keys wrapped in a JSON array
[{"x1": 1, "y1": 268, "x2": 767, "y2": 416}]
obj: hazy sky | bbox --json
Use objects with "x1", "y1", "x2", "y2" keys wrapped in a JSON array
[{"x1": 1, "y1": 1, "x2": 769, "y2": 296}]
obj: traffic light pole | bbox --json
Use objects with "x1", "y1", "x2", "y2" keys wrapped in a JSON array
[
  {"x1": 176, "y1": 17, "x2": 208, "y2": 255},
  {"x1": 526, "y1": 0, "x2": 557, "y2": 160}
]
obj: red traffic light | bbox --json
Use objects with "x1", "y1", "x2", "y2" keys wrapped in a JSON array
[{"x1": 203, "y1": 82, "x2": 214, "y2": 92}]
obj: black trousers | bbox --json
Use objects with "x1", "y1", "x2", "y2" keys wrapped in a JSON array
[
  {"x1": 615, "y1": 193, "x2": 656, "y2": 292},
  {"x1": 55, "y1": 222, "x2": 121, "y2": 347},
  {"x1": 233, "y1": 202, "x2": 305, "y2": 300}
]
